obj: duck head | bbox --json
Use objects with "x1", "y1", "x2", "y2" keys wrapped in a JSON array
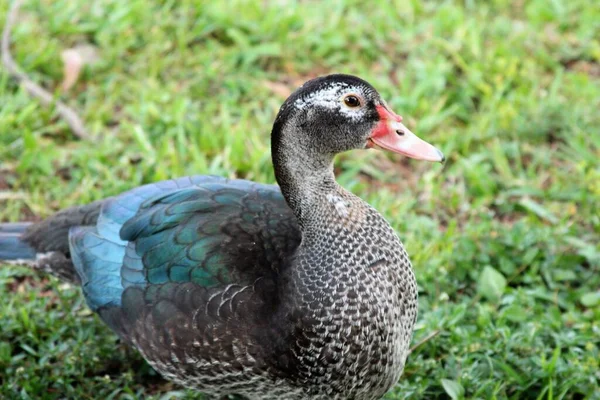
[{"x1": 271, "y1": 74, "x2": 444, "y2": 165}]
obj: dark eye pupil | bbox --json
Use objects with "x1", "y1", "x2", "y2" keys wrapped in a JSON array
[{"x1": 344, "y1": 96, "x2": 360, "y2": 107}]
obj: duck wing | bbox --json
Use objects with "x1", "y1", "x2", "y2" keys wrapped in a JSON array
[{"x1": 69, "y1": 176, "x2": 300, "y2": 367}]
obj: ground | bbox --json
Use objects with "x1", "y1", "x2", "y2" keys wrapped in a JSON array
[{"x1": 0, "y1": 0, "x2": 599, "y2": 399}]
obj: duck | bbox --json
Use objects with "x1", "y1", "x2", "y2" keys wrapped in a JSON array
[{"x1": 0, "y1": 74, "x2": 444, "y2": 399}]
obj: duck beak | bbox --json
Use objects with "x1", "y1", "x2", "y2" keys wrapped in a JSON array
[{"x1": 367, "y1": 105, "x2": 445, "y2": 163}]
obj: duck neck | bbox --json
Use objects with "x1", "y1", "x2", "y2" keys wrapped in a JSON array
[{"x1": 272, "y1": 133, "x2": 340, "y2": 230}]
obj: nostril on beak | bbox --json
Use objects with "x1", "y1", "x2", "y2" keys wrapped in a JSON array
[{"x1": 395, "y1": 130, "x2": 405, "y2": 136}]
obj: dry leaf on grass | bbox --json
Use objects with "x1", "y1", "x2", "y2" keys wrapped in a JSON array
[
  {"x1": 263, "y1": 80, "x2": 294, "y2": 98},
  {"x1": 61, "y1": 44, "x2": 99, "y2": 91}
]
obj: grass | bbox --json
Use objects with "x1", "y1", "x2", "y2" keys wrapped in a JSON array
[{"x1": 1, "y1": 0, "x2": 599, "y2": 398}]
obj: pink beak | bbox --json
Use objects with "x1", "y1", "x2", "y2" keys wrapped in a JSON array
[{"x1": 368, "y1": 105, "x2": 445, "y2": 162}]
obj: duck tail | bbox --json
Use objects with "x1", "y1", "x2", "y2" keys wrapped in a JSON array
[
  {"x1": 0, "y1": 222, "x2": 80, "y2": 284},
  {"x1": 0, "y1": 223, "x2": 37, "y2": 262}
]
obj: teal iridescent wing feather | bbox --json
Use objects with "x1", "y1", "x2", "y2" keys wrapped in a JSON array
[{"x1": 68, "y1": 176, "x2": 300, "y2": 314}]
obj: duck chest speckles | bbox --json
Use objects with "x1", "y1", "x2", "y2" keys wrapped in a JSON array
[{"x1": 270, "y1": 191, "x2": 418, "y2": 399}]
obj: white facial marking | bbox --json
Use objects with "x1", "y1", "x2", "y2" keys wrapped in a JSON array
[
  {"x1": 294, "y1": 83, "x2": 366, "y2": 121},
  {"x1": 326, "y1": 193, "x2": 349, "y2": 217}
]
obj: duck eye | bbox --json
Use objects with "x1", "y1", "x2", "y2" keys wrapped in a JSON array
[{"x1": 343, "y1": 95, "x2": 361, "y2": 108}]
